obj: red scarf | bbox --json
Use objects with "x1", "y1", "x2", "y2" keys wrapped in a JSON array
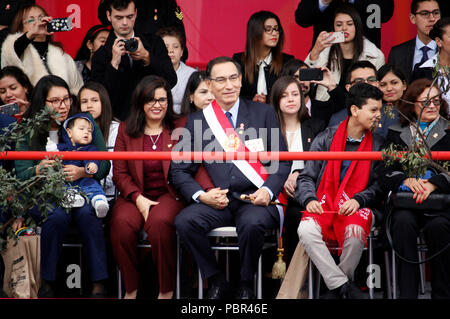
[{"x1": 301, "y1": 117, "x2": 373, "y2": 251}]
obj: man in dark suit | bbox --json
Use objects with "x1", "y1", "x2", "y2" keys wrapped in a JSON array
[
  {"x1": 98, "y1": 0, "x2": 188, "y2": 61},
  {"x1": 388, "y1": 0, "x2": 441, "y2": 83},
  {"x1": 91, "y1": 0, "x2": 177, "y2": 121},
  {"x1": 171, "y1": 56, "x2": 291, "y2": 299},
  {"x1": 295, "y1": 0, "x2": 394, "y2": 49}
]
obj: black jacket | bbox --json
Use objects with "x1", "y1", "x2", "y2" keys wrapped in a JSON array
[
  {"x1": 91, "y1": 30, "x2": 177, "y2": 121},
  {"x1": 388, "y1": 38, "x2": 416, "y2": 84},
  {"x1": 295, "y1": 125, "x2": 385, "y2": 223},
  {"x1": 378, "y1": 119, "x2": 450, "y2": 195},
  {"x1": 232, "y1": 52, "x2": 294, "y2": 100},
  {"x1": 97, "y1": 0, "x2": 188, "y2": 61},
  {"x1": 295, "y1": 0, "x2": 394, "y2": 49}
]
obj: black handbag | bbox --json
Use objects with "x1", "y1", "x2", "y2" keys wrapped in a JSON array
[{"x1": 392, "y1": 192, "x2": 450, "y2": 211}]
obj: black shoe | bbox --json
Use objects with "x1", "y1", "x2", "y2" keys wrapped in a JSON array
[
  {"x1": 236, "y1": 287, "x2": 255, "y2": 299},
  {"x1": 320, "y1": 288, "x2": 341, "y2": 299},
  {"x1": 206, "y1": 285, "x2": 233, "y2": 300},
  {"x1": 38, "y1": 282, "x2": 54, "y2": 298},
  {"x1": 339, "y1": 281, "x2": 366, "y2": 299}
]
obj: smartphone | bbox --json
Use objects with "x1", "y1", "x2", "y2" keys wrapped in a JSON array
[
  {"x1": 327, "y1": 31, "x2": 345, "y2": 44},
  {"x1": 299, "y1": 68, "x2": 323, "y2": 81},
  {"x1": 47, "y1": 17, "x2": 73, "y2": 32},
  {"x1": 0, "y1": 103, "x2": 19, "y2": 116}
]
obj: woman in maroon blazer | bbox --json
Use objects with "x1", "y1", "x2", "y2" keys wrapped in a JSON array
[{"x1": 111, "y1": 75, "x2": 213, "y2": 299}]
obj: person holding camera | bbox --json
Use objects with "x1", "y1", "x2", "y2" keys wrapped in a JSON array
[
  {"x1": 91, "y1": 0, "x2": 177, "y2": 122},
  {"x1": 0, "y1": 4, "x2": 83, "y2": 95}
]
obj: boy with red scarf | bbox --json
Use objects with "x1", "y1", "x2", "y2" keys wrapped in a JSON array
[{"x1": 295, "y1": 83, "x2": 385, "y2": 299}]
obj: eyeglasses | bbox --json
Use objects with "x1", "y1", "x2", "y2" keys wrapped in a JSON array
[
  {"x1": 209, "y1": 74, "x2": 240, "y2": 86},
  {"x1": 147, "y1": 97, "x2": 168, "y2": 107},
  {"x1": 46, "y1": 97, "x2": 73, "y2": 108},
  {"x1": 350, "y1": 76, "x2": 378, "y2": 85},
  {"x1": 416, "y1": 97, "x2": 441, "y2": 108},
  {"x1": 23, "y1": 15, "x2": 44, "y2": 25},
  {"x1": 264, "y1": 25, "x2": 280, "y2": 34},
  {"x1": 414, "y1": 9, "x2": 441, "y2": 19}
]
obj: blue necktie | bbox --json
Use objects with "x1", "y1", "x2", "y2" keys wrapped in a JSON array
[
  {"x1": 414, "y1": 46, "x2": 432, "y2": 70},
  {"x1": 225, "y1": 112, "x2": 234, "y2": 128}
]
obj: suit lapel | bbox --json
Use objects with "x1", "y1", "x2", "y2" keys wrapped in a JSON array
[
  {"x1": 130, "y1": 134, "x2": 144, "y2": 189},
  {"x1": 301, "y1": 121, "x2": 314, "y2": 152},
  {"x1": 161, "y1": 127, "x2": 174, "y2": 180},
  {"x1": 236, "y1": 99, "x2": 251, "y2": 142}
]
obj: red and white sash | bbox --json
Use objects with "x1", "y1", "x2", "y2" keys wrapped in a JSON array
[{"x1": 203, "y1": 100, "x2": 286, "y2": 231}]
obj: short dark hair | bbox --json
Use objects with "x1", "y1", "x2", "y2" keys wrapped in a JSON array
[
  {"x1": 206, "y1": 56, "x2": 241, "y2": 78},
  {"x1": 411, "y1": 0, "x2": 440, "y2": 14},
  {"x1": 66, "y1": 117, "x2": 91, "y2": 131},
  {"x1": 346, "y1": 83, "x2": 383, "y2": 116},
  {"x1": 430, "y1": 17, "x2": 450, "y2": 41},
  {"x1": 107, "y1": 0, "x2": 136, "y2": 12},
  {"x1": 345, "y1": 60, "x2": 377, "y2": 84},
  {"x1": 280, "y1": 59, "x2": 308, "y2": 77}
]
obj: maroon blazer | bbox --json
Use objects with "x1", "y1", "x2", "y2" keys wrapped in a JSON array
[{"x1": 113, "y1": 119, "x2": 214, "y2": 204}]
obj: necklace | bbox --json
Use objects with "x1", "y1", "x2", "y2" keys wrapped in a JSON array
[{"x1": 149, "y1": 132, "x2": 162, "y2": 150}]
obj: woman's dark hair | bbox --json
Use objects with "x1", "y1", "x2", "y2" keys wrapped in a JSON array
[
  {"x1": 0, "y1": 66, "x2": 34, "y2": 102},
  {"x1": 327, "y1": 4, "x2": 364, "y2": 73},
  {"x1": 10, "y1": 4, "x2": 63, "y2": 49},
  {"x1": 269, "y1": 76, "x2": 309, "y2": 143},
  {"x1": 180, "y1": 71, "x2": 209, "y2": 116},
  {"x1": 23, "y1": 75, "x2": 71, "y2": 148},
  {"x1": 126, "y1": 75, "x2": 178, "y2": 137},
  {"x1": 72, "y1": 82, "x2": 113, "y2": 142},
  {"x1": 242, "y1": 10, "x2": 285, "y2": 85},
  {"x1": 377, "y1": 63, "x2": 407, "y2": 84},
  {"x1": 280, "y1": 59, "x2": 308, "y2": 77},
  {"x1": 75, "y1": 25, "x2": 111, "y2": 62},
  {"x1": 430, "y1": 17, "x2": 450, "y2": 43},
  {"x1": 398, "y1": 78, "x2": 449, "y2": 126}
]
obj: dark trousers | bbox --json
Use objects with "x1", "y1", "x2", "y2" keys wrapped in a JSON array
[
  {"x1": 283, "y1": 198, "x2": 304, "y2": 266},
  {"x1": 174, "y1": 199, "x2": 279, "y2": 283},
  {"x1": 110, "y1": 192, "x2": 184, "y2": 294},
  {"x1": 28, "y1": 204, "x2": 108, "y2": 282},
  {"x1": 392, "y1": 209, "x2": 450, "y2": 299}
]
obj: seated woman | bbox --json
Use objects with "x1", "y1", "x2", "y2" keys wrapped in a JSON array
[
  {"x1": 156, "y1": 26, "x2": 196, "y2": 115},
  {"x1": 295, "y1": 83, "x2": 385, "y2": 299},
  {"x1": 14, "y1": 75, "x2": 111, "y2": 297},
  {"x1": 111, "y1": 75, "x2": 214, "y2": 299},
  {"x1": 269, "y1": 75, "x2": 326, "y2": 265},
  {"x1": 1, "y1": 4, "x2": 83, "y2": 95},
  {"x1": 0, "y1": 66, "x2": 33, "y2": 121},
  {"x1": 74, "y1": 25, "x2": 110, "y2": 83},
  {"x1": 180, "y1": 71, "x2": 214, "y2": 116},
  {"x1": 233, "y1": 10, "x2": 293, "y2": 103},
  {"x1": 72, "y1": 81, "x2": 120, "y2": 199},
  {"x1": 375, "y1": 63, "x2": 408, "y2": 137},
  {"x1": 379, "y1": 78, "x2": 450, "y2": 299},
  {"x1": 304, "y1": 4, "x2": 384, "y2": 102}
]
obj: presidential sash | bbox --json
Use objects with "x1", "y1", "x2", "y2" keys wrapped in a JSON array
[{"x1": 203, "y1": 100, "x2": 286, "y2": 232}]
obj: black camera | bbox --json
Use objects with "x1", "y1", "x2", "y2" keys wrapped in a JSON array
[{"x1": 121, "y1": 38, "x2": 138, "y2": 53}]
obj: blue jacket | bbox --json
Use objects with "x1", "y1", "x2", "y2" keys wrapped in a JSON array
[{"x1": 58, "y1": 113, "x2": 100, "y2": 170}]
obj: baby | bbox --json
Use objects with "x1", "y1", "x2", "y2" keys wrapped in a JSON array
[{"x1": 46, "y1": 113, "x2": 109, "y2": 218}]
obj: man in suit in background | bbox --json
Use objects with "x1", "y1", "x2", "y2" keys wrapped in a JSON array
[
  {"x1": 388, "y1": 0, "x2": 441, "y2": 83},
  {"x1": 295, "y1": 0, "x2": 395, "y2": 49},
  {"x1": 91, "y1": 0, "x2": 177, "y2": 121},
  {"x1": 171, "y1": 56, "x2": 291, "y2": 299}
]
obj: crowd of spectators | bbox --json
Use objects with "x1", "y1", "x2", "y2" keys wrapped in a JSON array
[{"x1": 0, "y1": 0, "x2": 449, "y2": 300}]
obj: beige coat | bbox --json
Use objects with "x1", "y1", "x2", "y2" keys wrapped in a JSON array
[
  {"x1": 304, "y1": 38, "x2": 385, "y2": 101},
  {"x1": 1, "y1": 33, "x2": 83, "y2": 95}
]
